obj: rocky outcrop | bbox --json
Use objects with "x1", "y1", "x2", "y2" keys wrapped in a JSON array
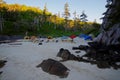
[
  {"x1": 94, "y1": 23, "x2": 120, "y2": 46},
  {"x1": 95, "y1": 0, "x2": 120, "y2": 46},
  {"x1": 101, "y1": 0, "x2": 120, "y2": 31}
]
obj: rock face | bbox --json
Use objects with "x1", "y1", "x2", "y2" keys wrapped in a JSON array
[
  {"x1": 36, "y1": 58, "x2": 69, "y2": 78},
  {"x1": 94, "y1": 0, "x2": 120, "y2": 46},
  {"x1": 94, "y1": 24, "x2": 120, "y2": 46},
  {"x1": 89, "y1": 1, "x2": 120, "y2": 69},
  {"x1": 101, "y1": 0, "x2": 120, "y2": 31}
]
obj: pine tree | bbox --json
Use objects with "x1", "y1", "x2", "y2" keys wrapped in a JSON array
[
  {"x1": 63, "y1": 2, "x2": 70, "y2": 31},
  {"x1": 80, "y1": 11, "x2": 88, "y2": 30},
  {"x1": 63, "y1": 2, "x2": 70, "y2": 20},
  {"x1": 80, "y1": 11, "x2": 88, "y2": 22}
]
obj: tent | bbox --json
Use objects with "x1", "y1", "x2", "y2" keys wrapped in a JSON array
[
  {"x1": 69, "y1": 35, "x2": 76, "y2": 39},
  {"x1": 79, "y1": 34, "x2": 92, "y2": 40}
]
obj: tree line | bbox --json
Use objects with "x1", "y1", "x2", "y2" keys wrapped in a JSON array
[{"x1": 0, "y1": 0, "x2": 100, "y2": 36}]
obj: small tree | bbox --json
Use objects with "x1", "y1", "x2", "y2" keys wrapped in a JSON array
[
  {"x1": 0, "y1": 13, "x2": 4, "y2": 32},
  {"x1": 42, "y1": 3, "x2": 48, "y2": 24},
  {"x1": 73, "y1": 11, "x2": 80, "y2": 31},
  {"x1": 33, "y1": 16, "x2": 40, "y2": 31},
  {"x1": 0, "y1": 0, "x2": 6, "y2": 32},
  {"x1": 73, "y1": 11, "x2": 77, "y2": 26}
]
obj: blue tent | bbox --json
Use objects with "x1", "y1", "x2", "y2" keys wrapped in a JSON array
[
  {"x1": 84, "y1": 36, "x2": 92, "y2": 40},
  {"x1": 79, "y1": 34, "x2": 92, "y2": 40},
  {"x1": 79, "y1": 34, "x2": 87, "y2": 38}
]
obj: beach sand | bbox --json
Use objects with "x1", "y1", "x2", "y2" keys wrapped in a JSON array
[{"x1": 0, "y1": 38, "x2": 120, "y2": 80}]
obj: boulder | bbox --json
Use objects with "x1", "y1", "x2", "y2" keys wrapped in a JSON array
[
  {"x1": 36, "y1": 58, "x2": 69, "y2": 78},
  {"x1": 57, "y1": 48, "x2": 79, "y2": 61},
  {"x1": 57, "y1": 48, "x2": 71, "y2": 60}
]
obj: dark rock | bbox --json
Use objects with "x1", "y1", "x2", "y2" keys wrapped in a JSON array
[
  {"x1": 38, "y1": 43, "x2": 42, "y2": 45},
  {"x1": 75, "y1": 51, "x2": 81, "y2": 53},
  {"x1": 96, "y1": 61, "x2": 110, "y2": 68},
  {"x1": 0, "y1": 71, "x2": 3, "y2": 75},
  {"x1": 57, "y1": 48, "x2": 71, "y2": 60},
  {"x1": 57, "y1": 48, "x2": 79, "y2": 61},
  {"x1": 57, "y1": 48, "x2": 64, "y2": 57},
  {"x1": 56, "y1": 40, "x2": 58, "y2": 43},
  {"x1": 73, "y1": 41, "x2": 120, "y2": 69},
  {"x1": 36, "y1": 58, "x2": 69, "y2": 78},
  {"x1": 0, "y1": 60, "x2": 7, "y2": 68},
  {"x1": 72, "y1": 45, "x2": 89, "y2": 51}
]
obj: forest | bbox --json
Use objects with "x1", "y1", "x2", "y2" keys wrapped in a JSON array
[{"x1": 0, "y1": 1, "x2": 100, "y2": 37}]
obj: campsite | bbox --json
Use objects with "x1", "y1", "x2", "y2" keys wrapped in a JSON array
[{"x1": 0, "y1": 0, "x2": 120, "y2": 80}]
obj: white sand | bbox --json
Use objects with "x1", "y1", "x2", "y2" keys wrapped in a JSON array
[{"x1": 0, "y1": 38, "x2": 120, "y2": 80}]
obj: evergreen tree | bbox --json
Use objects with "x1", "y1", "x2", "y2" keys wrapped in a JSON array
[
  {"x1": 80, "y1": 11, "x2": 88, "y2": 22},
  {"x1": 63, "y1": 2, "x2": 70, "y2": 31},
  {"x1": 63, "y1": 2, "x2": 70, "y2": 20},
  {"x1": 80, "y1": 11, "x2": 88, "y2": 30}
]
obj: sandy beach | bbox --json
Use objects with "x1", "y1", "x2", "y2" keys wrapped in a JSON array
[{"x1": 0, "y1": 38, "x2": 120, "y2": 80}]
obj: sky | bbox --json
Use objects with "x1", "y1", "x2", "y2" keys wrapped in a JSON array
[{"x1": 4, "y1": 0, "x2": 107, "y2": 23}]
